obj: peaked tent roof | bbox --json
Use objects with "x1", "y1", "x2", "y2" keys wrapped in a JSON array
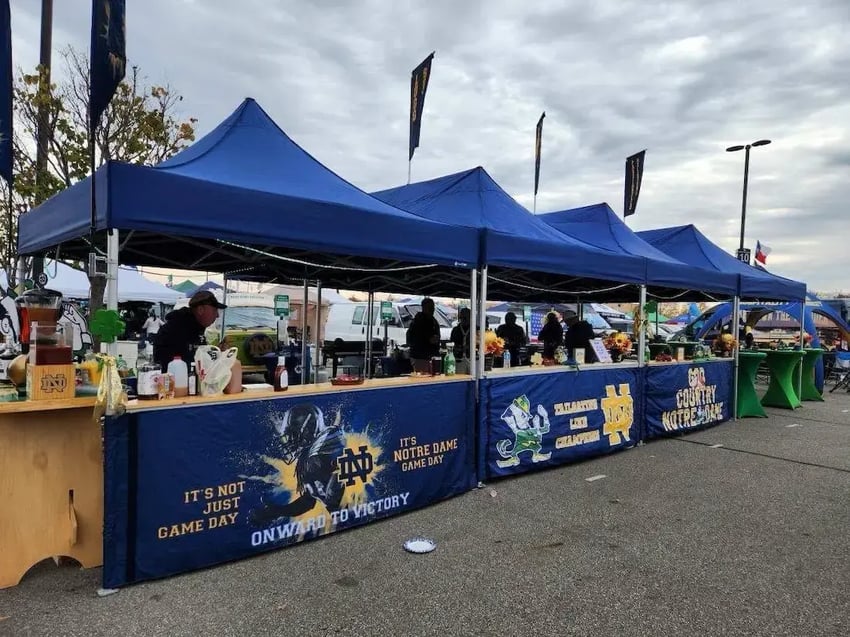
[
  {"x1": 637, "y1": 225, "x2": 806, "y2": 301},
  {"x1": 0, "y1": 261, "x2": 181, "y2": 303},
  {"x1": 172, "y1": 279, "x2": 199, "y2": 293},
  {"x1": 538, "y1": 203, "x2": 738, "y2": 298},
  {"x1": 373, "y1": 168, "x2": 648, "y2": 301},
  {"x1": 18, "y1": 99, "x2": 479, "y2": 296}
]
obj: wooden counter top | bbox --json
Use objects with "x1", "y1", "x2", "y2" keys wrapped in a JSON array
[
  {"x1": 0, "y1": 396, "x2": 98, "y2": 415},
  {"x1": 126, "y1": 374, "x2": 473, "y2": 412}
]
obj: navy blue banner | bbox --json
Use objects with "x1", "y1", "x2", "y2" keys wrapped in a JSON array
[
  {"x1": 624, "y1": 149, "x2": 645, "y2": 218},
  {"x1": 104, "y1": 381, "x2": 475, "y2": 588},
  {"x1": 89, "y1": 0, "x2": 126, "y2": 129},
  {"x1": 481, "y1": 367, "x2": 642, "y2": 479},
  {"x1": 409, "y1": 51, "x2": 434, "y2": 160},
  {"x1": 0, "y1": 0, "x2": 12, "y2": 186},
  {"x1": 644, "y1": 361, "x2": 733, "y2": 438}
]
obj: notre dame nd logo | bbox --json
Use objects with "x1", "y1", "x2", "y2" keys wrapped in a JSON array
[
  {"x1": 600, "y1": 383, "x2": 634, "y2": 446},
  {"x1": 40, "y1": 373, "x2": 68, "y2": 393},
  {"x1": 335, "y1": 445, "x2": 374, "y2": 486}
]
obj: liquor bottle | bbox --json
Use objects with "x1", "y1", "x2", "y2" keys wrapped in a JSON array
[
  {"x1": 274, "y1": 355, "x2": 288, "y2": 392},
  {"x1": 188, "y1": 363, "x2": 197, "y2": 396}
]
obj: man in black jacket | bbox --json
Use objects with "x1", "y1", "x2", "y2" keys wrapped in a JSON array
[
  {"x1": 563, "y1": 309, "x2": 598, "y2": 363},
  {"x1": 406, "y1": 298, "x2": 441, "y2": 373},
  {"x1": 154, "y1": 290, "x2": 227, "y2": 369}
]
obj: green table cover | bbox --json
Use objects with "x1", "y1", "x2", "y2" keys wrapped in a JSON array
[
  {"x1": 737, "y1": 351, "x2": 767, "y2": 418},
  {"x1": 760, "y1": 349, "x2": 805, "y2": 409},
  {"x1": 796, "y1": 348, "x2": 824, "y2": 402}
]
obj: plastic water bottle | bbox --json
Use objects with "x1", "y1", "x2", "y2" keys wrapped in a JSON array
[
  {"x1": 168, "y1": 355, "x2": 189, "y2": 397},
  {"x1": 503, "y1": 349, "x2": 511, "y2": 368}
]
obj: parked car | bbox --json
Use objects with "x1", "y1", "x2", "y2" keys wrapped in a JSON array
[
  {"x1": 324, "y1": 302, "x2": 454, "y2": 347},
  {"x1": 174, "y1": 293, "x2": 281, "y2": 374}
]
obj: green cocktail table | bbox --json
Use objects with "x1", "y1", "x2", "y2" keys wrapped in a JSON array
[
  {"x1": 796, "y1": 348, "x2": 824, "y2": 402},
  {"x1": 760, "y1": 349, "x2": 805, "y2": 409},
  {"x1": 737, "y1": 351, "x2": 767, "y2": 418}
]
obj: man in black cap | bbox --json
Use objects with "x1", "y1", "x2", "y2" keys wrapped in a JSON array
[{"x1": 154, "y1": 290, "x2": 227, "y2": 369}]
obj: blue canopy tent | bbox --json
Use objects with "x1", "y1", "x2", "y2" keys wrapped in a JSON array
[
  {"x1": 539, "y1": 204, "x2": 738, "y2": 300},
  {"x1": 373, "y1": 168, "x2": 649, "y2": 302},
  {"x1": 637, "y1": 225, "x2": 806, "y2": 301},
  {"x1": 685, "y1": 294, "x2": 850, "y2": 391},
  {"x1": 18, "y1": 99, "x2": 480, "y2": 297}
]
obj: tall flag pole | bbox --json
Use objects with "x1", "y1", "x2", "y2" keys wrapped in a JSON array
[
  {"x1": 533, "y1": 111, "x2": 545, "y2": 213},
  {"x1": 624, "y1": 149, "x2": 646, "y2": 219},
  {"x1": 1, "y1": 0, "x2": 14, "y2": 283},
  {"x1": 88, "y1": 0, "x2": 126, "y2": 252},
  {"x1": 408, "y1": 51, "x2": 434, "y2": 184}
]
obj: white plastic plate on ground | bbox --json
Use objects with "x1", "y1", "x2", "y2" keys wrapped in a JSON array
[{"x1": 403, "y1": 537, "x2": 436, "y2": 554}]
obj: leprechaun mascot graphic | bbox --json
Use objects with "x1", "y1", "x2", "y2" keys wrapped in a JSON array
[{"x1": 495, "y1": 395, "x2": 551, "y2": 468}]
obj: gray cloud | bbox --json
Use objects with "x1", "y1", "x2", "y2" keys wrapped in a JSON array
[{"x1": 9, "y1": 0, "x2": 850, "y2": 293}]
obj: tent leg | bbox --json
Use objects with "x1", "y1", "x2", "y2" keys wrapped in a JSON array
[
  {"x1": 731, "y1": 296, "x2": 740, "y2": 421},
  {"x1": 365, "y1": 290, "x2": 374, "y2": 378},
  {"x1": 301, "y1": 278, "x2": 308, "y2": 384},
  {"x1": 478, "y1": 267, "x2": 488, "y2": 379},
  {"x1": 637, "y1": 286, "x2": 647, "y2": 366},
  {"x1": 470, "y1": 268, "x2": 478, "y2": 392},
  {"x1": 798, "y1": 298, "x2": 805, "y2": 398},
  {"x1": 314, "y1": 281, "x2": 322, "y2": 383},
  {"x1": 219, "y1": 274, "x2": 228, "y2": 345},
  {"x1": 106, "y1": 229, "x2": 119, "y2": 358}
]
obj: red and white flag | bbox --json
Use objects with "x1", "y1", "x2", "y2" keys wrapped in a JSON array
[{"x1": 754, "y1": 241, "x2": 772, "y2": 268}]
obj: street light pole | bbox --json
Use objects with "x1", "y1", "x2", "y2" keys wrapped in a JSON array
[
  {"x1": 738, "y1": 145, "x2": 750, "y2": 252},
  {"x1": 726, "y1": 139, "x2": 771, "y2": 259}
]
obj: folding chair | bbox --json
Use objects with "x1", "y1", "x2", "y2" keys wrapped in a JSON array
[{"x1": 828, "y1": 351, "x2": 850, "y2": 393}]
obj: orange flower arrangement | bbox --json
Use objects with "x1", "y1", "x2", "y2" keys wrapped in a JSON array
[
  {"x1": 604, "y1": 331, "x2": 632, "y2": 353},
  {"x1": 483, "y1": 330, "x2": 505, "y2": 355}
]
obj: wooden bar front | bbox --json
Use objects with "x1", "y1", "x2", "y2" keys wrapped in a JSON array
[{"x1": 0, "y1": 398, "x2": 101, "y2": 589}]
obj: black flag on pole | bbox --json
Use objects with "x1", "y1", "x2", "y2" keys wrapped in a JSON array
[
  {"x1": 624, "y1": 149, "x2": 645, "y2": 218},
  {"x1": 534, "y1": 112, "x2": 545, "y2": 196},
  {"x1": 409, "y1": 51, "x2": 434, "y2": 161},
  {"x1": 0, "y1": 0, "x2": 12, "y2": 186},
  {"x1": 89, "y1": 0, "x2": 126, "y2": 131}
]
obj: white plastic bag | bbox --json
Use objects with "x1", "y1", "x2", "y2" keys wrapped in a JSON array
[{"x1": 194, "y1": 346, "x2": 239, "y2": 396}]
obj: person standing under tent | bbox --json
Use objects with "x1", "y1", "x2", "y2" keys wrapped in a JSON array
[
  {"x1": 407, "y1": 297, "x2": 441, "y2": 373},
  {"x1": 450, "y1": 307, "x2": 472, "y2": 374},
  {"x1": 563, "y1": 309, "x2": 598, "y2": 363},
  {"x1": 154, "y1": 291, "x2": 227, "y2": 370},
  {"x1": 496, "y1": 312, "x2": 527, "y2": 365},
  {"x1": 142, "y1": 310, "x2": 164, "y2": 339},
  {"x1": 538, "y1": 312, "x2": 563, "y2": 359}
]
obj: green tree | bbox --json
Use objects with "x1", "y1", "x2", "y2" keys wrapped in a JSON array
[{"x1": 1, "y1": 46, "x2": 196, "y2": 315}]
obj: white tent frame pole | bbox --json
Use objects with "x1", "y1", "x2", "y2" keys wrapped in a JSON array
[
  {"x1": 637, "y1": 285, "x2": 647, "y2": 366},
  {"x1": 301, "y1": 278, "x2": 308, "y2": 384},
  {"x1": 478, "y1": 267, "x2": 488, "y2": 378},
  {"x1": 106, "y1": 229, "x2": 119, "y2": 358},
  {"x1": 469, "y1": 268, "x2": 478, "y2": 386},
  {"x1": 731, "y1": 295, "x2": 740, "y2": 421}
]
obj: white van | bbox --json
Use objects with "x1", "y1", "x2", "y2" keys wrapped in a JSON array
[{"x1": 324, "y1": 302, "x2": 453, "y2": 347}]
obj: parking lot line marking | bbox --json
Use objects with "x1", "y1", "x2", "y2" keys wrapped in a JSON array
[{"x1": 585, "y1": 474, "x2": 607, "y2": 482}]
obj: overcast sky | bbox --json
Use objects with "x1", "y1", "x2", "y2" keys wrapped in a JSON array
[{"x1": 9, "y1": 0, "x2": 850, "y2": 294}]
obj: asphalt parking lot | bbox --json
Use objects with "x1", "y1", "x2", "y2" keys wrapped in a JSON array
[{"x1": 1, "y1": 393, "x2": 848, "y2": 637}]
